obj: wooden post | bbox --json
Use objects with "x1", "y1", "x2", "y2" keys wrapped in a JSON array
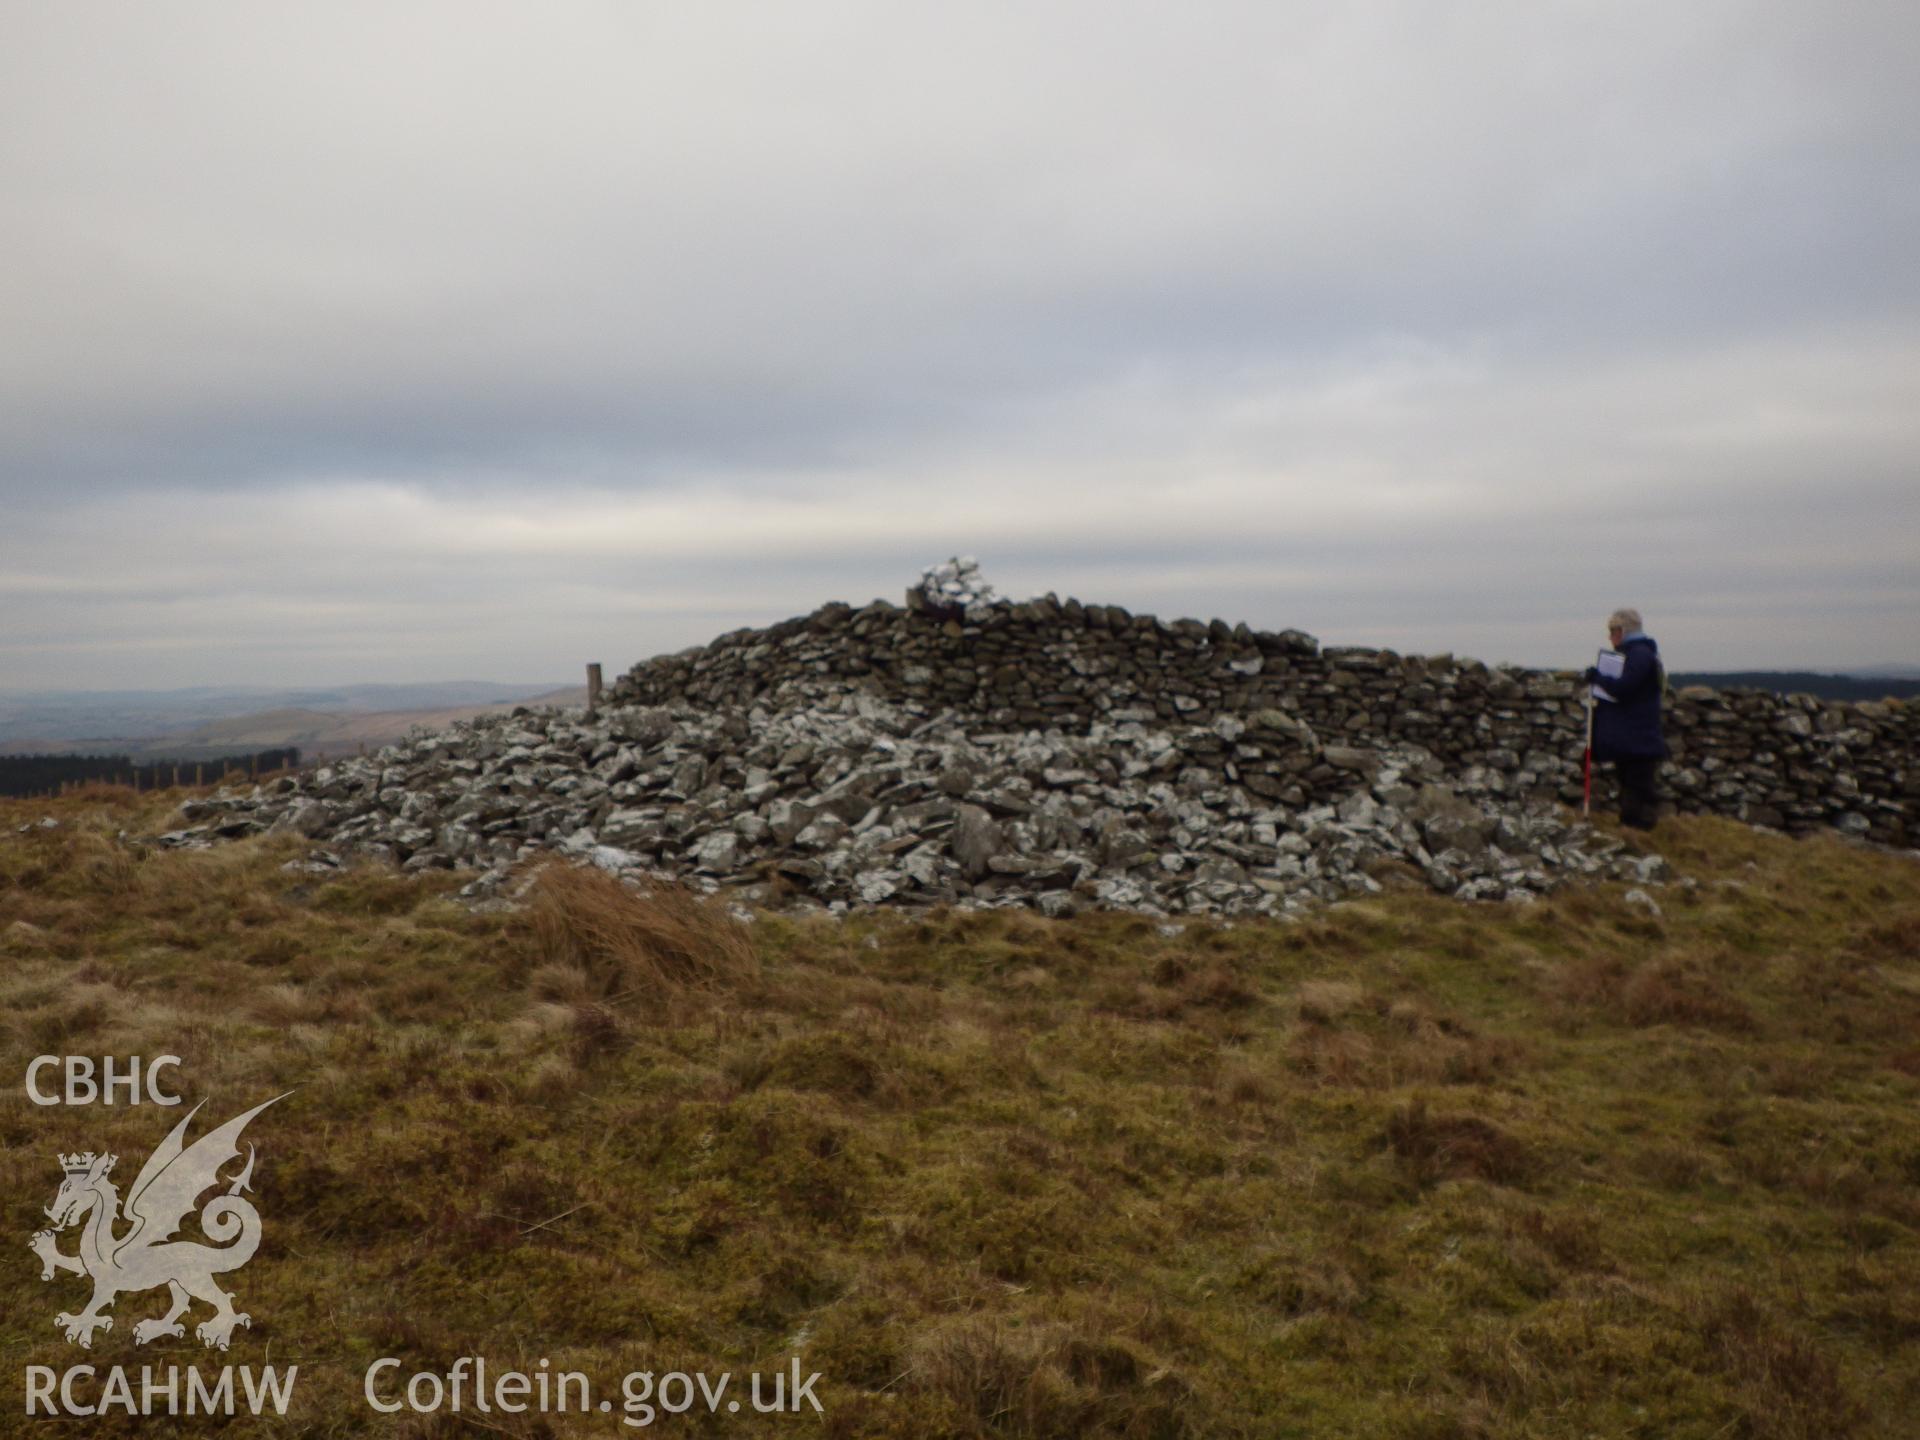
[
  {"x1": 586, "y1": 662, "x2": 604, "y2": 717},
  {"x1": 195, "y1": 763, "x2": 204, "y2": 787}
]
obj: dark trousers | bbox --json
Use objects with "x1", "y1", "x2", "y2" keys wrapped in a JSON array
[{"x1": 1615, "y1": 757, "x2": 1661, "y2": 830}]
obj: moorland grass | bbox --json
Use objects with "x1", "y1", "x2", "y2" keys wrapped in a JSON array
[{"x1": 1, "y1": 789, "x2": 1916, "y2": 1437}]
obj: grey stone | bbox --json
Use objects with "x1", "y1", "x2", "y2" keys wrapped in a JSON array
[
  {"x1": 268, "y1": 799, "x2": 330, "y2": 837},
  {"x1": 693, "y1": 831, "x2": 741, "y2": 872},
  {"x1": 1323, "y1": 745, "x2": 1380, "y2": 776},
  {"x1": 950, "y1": 804, "x2": 1005, "y2": 881},
  {"x1": 1623, "y1": 887, "x2": 1662, "y2": 916},
  {"x1": 853, "y1": 870, "x2": 900, "y2": 903}
]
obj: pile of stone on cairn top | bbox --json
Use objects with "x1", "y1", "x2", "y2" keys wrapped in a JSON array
[{"x1": 909, "y1": 556, "x2": 998, "y2": 623}]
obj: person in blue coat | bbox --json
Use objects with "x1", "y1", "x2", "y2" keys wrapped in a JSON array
[{"x1": 1584, "y1": 608, "x2": 1668, "y2": 830}]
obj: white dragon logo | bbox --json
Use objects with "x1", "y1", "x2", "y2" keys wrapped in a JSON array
[{"x1": 27, "y1": 1095, "x2": 287, "y2": 1350}]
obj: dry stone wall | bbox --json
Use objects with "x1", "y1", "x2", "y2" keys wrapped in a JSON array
[{"x1": 613, "y1": 592, "x2": 1917, "y2": 846}]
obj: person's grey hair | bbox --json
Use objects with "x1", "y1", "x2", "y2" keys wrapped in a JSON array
[{"x1": 1607, "y1": 607, "x2": 1642, "y2": 633}]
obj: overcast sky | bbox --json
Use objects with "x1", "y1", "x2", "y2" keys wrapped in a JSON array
[{"x1": 3, "y1": 1, "x2": 1916, "y2": 689}]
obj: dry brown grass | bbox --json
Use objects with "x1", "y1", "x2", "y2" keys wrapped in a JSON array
[
  {"x1": 519, "y1": 861, "x2": 759, "y2": 1003},
  {"x1": 1692, "y1": 1285, "x2": 1866, "y2": 1440},
  {"x1": 1296, "y1": 977, "x2": 1367, "y2": 1024},
  {"x1": 906, "y1": 1314, "x2": 1195, "y2": 1439},
  {"x1": 1550, "y1": 949, "x2": 1756, "y2": 1033},
  {"x1": 1100, "y1": 953, "x2": 1262, "y2": 1021},
  {"x1": 1289, "y1": 1024, "x2": 1380, "y2": 1086},
  {"x1": 1508, "y1": 1204, "x2": 1611, "y2": 1273},
  {"x1": 1286, "y1": 990, "x2": 1529, "y2": 1089},
  {"x1": 1387, "y1": 1096, "x2": 1537, "y2": 1188},
  {"x1": 3, "y1": 798, "x2": 1918, "y2": 1435},
  {"x1": 1619, "y1": 956, "x2": 1757, "y2": 1032}
]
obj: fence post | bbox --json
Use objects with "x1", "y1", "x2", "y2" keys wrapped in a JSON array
[{"x1": 586, "y1": 662, "x2": 603, "y2": 718}]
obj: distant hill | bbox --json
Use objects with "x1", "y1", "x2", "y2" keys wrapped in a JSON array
[
  {"x1": 0, "y1": 681, "x2": 575, "y2": 747},
  {"x1": 1673, "y1": 672, "x2": 1920, "y2": 702},
  {"x1": 121, "y1": 688, "x2": 590, "y2": 760},
  {"x1": 0, "y1": 683, "x2": 585, "y2": 760}
]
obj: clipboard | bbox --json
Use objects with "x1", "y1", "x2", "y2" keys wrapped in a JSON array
[{"x1": 1591, "y1": 648, "x2": 1624, "y2": 702}]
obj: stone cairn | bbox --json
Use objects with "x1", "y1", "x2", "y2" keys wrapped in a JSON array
[
  {"x1": 174, "y1": 575, "x2": 1912, "y2": 917},
  {"x1": 911, "y1": 555, "x2": 998, "y2": 623}
]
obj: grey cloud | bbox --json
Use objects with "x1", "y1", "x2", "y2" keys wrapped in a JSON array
[{"x1": 1, "y1": 1, "x2": 1915, "y2": 684}]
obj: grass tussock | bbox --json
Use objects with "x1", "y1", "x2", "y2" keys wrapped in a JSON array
[
  {"x1": 1692, "y1": 1285, "x2": 1866, "y2": 1439},
  {"x1": 1387, "y1": 1096, "x2": 1537, "y2": 1188},
  {"x1": 0, "y1": 797, "x2": 1916, "y2": 1435},
  {"x1": 519, "y1": 860, "x2": 759, "y2": 1002},
  {"x1": 907, "y1": 1314, "x2": 1195, "y2": 1440}
]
